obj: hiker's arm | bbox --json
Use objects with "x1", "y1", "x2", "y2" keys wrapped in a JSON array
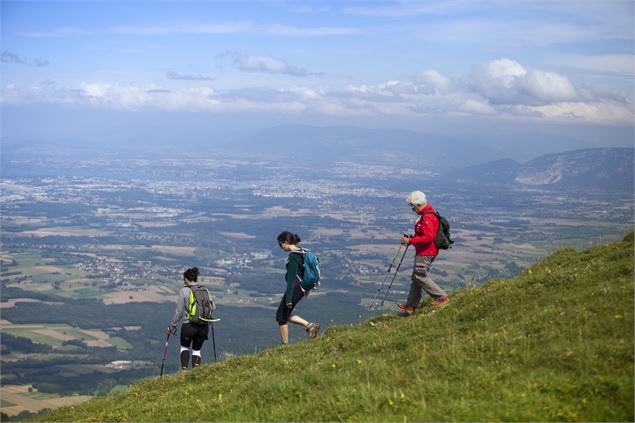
[
  {"x1": 206, "y1": 287, "x2": 216, "y2": 310},
  {"x1": 285, "y1": 254, "x2": 301, "y2": 306},
  {"x1": 169, "y1": 288, "x2": 187, "y2": 327},
  {"x1": 408, "y1": 216, "x2": 436, "y2": 245}
]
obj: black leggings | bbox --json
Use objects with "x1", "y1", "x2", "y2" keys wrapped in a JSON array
[
  {"x1": 276, "y1": 283, "x2": 305, "y2": 325},
  {"x1": 180, "y1": 322, "x2": 209, "y2": 350}
]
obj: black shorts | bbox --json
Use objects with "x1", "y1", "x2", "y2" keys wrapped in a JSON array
[
  {"x1": 276, "y1": 283, "x2": 305, "y2": 325},
  {"x1": 180, "y1": 322, "x2": 209, "y2": 350}
]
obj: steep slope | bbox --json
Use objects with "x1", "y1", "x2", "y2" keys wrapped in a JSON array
[{"x1": 41, "y1": 233, "x2": 634, "y2": 422}]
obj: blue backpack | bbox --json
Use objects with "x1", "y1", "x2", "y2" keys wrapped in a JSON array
[{"x1": 296, "y1": 249, "x2": 321, "y2": 291}]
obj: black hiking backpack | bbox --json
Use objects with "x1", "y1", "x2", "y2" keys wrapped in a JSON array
[
  {"x1": 187, "y1": 285, "x2": 215, "y2": 324},
  {"x1": 422, "y1": 211, "x2": 454, "y2": 250}
]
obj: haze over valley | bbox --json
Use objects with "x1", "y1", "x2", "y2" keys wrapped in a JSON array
[{"x1": 1, "y1": 0, "x2": 633, "y2": 419}]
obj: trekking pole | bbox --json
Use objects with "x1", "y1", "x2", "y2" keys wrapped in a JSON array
[
  {"x1": 379, "y1": 244, "x2": 410, "y2": 307},
  {"x1": 210, "y1": 321, "x2": 217, "y2": 362},
  {"x1": 369, "y1": 244, "x2": 403, "y2": 310},
  {"x1": 159, "y1": 333, "x2": 170, "y2": 377}
]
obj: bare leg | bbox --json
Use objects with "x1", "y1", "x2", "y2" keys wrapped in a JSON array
[
  {"x1": 279, "y1": 324, "x2": 289, "y2": 345},
  {"x1": 288, "y1": 314, "x2": 309, "y2": 328}
]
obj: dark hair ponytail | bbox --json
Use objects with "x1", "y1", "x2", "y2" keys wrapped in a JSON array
[
  {"x1": 183, "y1": 267, "x2": 199, "y2": 282},
  {"x1": 277, "y1": 231, "x2": 301, "y2": 245}
]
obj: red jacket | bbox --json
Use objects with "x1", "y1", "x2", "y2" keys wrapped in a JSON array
[{"x1": 408, "y1": 204, "x2": 439, "y2": 256}]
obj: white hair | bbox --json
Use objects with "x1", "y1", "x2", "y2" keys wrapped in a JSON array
[{"x1": 406, "y1": 191, "x2": 427, "y2": 206}]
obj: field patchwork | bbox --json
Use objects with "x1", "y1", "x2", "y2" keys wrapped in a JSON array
[{"x1": 0, "y1": 385, "x2": 91, "y2": 417}]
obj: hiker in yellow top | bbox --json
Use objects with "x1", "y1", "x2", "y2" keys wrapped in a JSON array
[{"x1": 166, "y1": 267, "x2": 216, "y2": 370}]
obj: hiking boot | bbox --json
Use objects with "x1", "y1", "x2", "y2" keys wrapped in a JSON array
[
  {"x1": 431, "y1": 296, "x2": 449, "y2": 306},
  {"x1": 397, "y1": 304, "x2": 415, "y2": 315},
  {"x1": 306, "y1": 323, "x2": 320, "y2": 340},
  {"x1": 180, "y1": 350, "x2": 190, "y2": 369}
]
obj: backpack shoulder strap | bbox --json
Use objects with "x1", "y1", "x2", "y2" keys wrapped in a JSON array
[
  {"x1": 290, "y1": 249, "x2": 306, "y2": 259},
  {"x1": 420, "y1": 211, "x2": 440, "y2": 220}
]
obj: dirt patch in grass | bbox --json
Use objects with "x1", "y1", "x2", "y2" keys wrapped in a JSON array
[
  {"x1": 151, "y1": 245, "x2": 196, "y2": 255},
  {"x1": 101, "y1": 286, "x2": 173, "y2": 304}
]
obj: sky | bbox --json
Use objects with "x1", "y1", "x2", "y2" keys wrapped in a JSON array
[{"x1": 1, "y1": 0, "x2": 634, "y2": 149}]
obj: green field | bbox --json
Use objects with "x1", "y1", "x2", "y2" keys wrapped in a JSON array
[
  {"x1": 41, "y1": 233, "x2": 634, "y2": 422},
  {"x1": 1, "y1": 323, "x2": 132, "y2": 350}
]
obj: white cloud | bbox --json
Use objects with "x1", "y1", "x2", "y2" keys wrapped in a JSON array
[
  {"x1": 287, "y1": 4, "x2": 332, "y2": 14},
  {"x1": 222, "y1": 52, "x2": 319, "y2": 77},
  {"x1": 470, "y1": 58, "x2": 577, "y2": 105},
  {"x1": 533, "y1": 101, "x2": 634, "y2": 123},
  {"x1": 519, "y1": 69, "x2": 577, "y2": 103},
  {"x1": 166, "y1": 71, "x2": 215, "y2": 81},
  {"x1": 16, "y1": 22, "x2": 357, "y2": 39},
  {"x1": 16, "y1": 27, "x2": 89, "y2": 38},
  {"x1": 461, "y1": 99, "x2": 497, "y2": 115},
  {"x1": 417, "y1": 70, "x2": 452, "y2": 94},
  {"x1": 264, "y1": 24, "x2": 359, "y2": 37},
  {"x1": 2, "y1": 50, "x2": 49, "y2": 67},
  {"x1": 342, "y1": 2, "x2": 449, "y2": 18},
  {"x1": 110, "y1": 22, "x2": 254, "y2": 35},
  {"x1": 2, "y1": 58, "x2": 632, "y2": 124},
  {"x1": 347, "y1": 1, "x2": 633, "y2": 47}
]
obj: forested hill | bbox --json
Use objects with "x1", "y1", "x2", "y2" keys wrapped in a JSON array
[{"x1": 41, "y1": 233, "x2": 634, "y2": 422}]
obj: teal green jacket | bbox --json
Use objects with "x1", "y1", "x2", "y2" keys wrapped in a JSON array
[{"x1": 284, "y1": 252, "x2": 303, "y2": 304}]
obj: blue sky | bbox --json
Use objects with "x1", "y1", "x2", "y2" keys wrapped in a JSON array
[{"x1": 1, "y1": 0, "x2": 634, "y2": 147}]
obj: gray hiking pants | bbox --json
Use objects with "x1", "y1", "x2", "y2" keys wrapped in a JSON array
[{"x1": 406, "y1": 255, "x2": 447, "y2": 308}]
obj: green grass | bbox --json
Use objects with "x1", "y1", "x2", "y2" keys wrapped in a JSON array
[
  {"x1": 107, "y1": 337, "x2": 132, "y2": 350},
  {"x1": 40, "y1": 233, "x2": 634, "y2": 422},
  {"x1": 2, "y1": 328, "x2": 67, "y2": 348}
]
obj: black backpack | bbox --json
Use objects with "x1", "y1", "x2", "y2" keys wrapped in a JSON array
[{"x1": 422, "y1": 211, "x2": 454, "y2": 250}]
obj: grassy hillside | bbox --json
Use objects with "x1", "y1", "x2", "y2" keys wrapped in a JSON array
[{"x1": 41, "y1": 233, "x2": 634, "y2": 422}]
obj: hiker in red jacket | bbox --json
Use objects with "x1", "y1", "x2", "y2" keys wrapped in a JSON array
[{"x1": 397, "y1": 191, "x2": 449, "y2": 316}]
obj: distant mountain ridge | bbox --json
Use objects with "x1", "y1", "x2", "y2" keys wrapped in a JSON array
[{"x1": 449, "y1": 147, "x2": 634, "y2": 191}]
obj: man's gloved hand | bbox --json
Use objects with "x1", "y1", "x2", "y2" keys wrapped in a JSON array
[{"x1": 166, "y1": 324, "x2": 177, "y2": 336}]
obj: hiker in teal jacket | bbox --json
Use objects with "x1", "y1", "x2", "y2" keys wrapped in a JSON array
[{"x1": 276, "y1": 231, "x2": 320, "y2": 345}]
